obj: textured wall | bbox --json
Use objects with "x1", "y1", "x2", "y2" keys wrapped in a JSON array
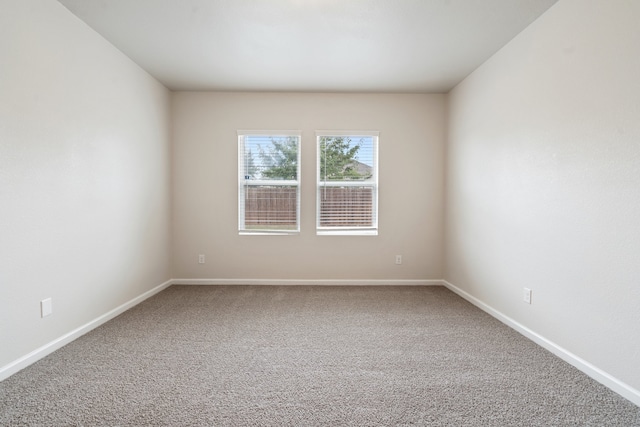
[
  {"x1": 172, "y1": 92, "x2": 445, "y2": 282},
  {"x1": 0, "y1": 0, "x2": 172, "y2": 370},
  {"x1": 446, "y1": 0, "x2": 640, "y2": 396}
]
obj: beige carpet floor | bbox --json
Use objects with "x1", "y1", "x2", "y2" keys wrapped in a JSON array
[{"x1": 1, "y1": 285, "x2": 639, "y2": 426}]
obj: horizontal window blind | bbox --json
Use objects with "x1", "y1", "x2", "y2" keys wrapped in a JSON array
[
  {"x1": 238, "y1": 132, "x2": 300, "y2": 234},
  {"x1": 316, "y1": 132, "x2": 378, "y2": 235}
]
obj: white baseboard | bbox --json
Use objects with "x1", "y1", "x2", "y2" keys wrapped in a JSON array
[
  {"x1": 0, "y1": 279, "x2": 173, "y2": 382},
  {"x1": 171, "y1": 278, "x2": 442, "y2": 286},
  {"x1": 442, "y1": 280, "x2": 640, "y2": 407}
]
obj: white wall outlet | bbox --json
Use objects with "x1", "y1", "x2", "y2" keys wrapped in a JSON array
[
  {"x1": 41, "y1": 298, "x2": 53, "y2": 318},
  {"x1": 395, "y1": 255, "x2": 402, "y2": 265},
  {"x1": 523, "y1": 288, "x2": 532, "y2": 304},
  {"x1": 198, "y1": 254, "x2": 205, "y2": 264}
]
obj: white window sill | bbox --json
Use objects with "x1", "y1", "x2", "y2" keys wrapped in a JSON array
[
  {"x1": 239, "y1": 231, "x2": 300, "y2": 236},
  {"x1": 316, "y1": 229, "x2": 378, "y2": 236}
]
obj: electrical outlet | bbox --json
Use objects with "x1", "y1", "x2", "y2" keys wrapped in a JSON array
[
  {"x1": 395, "y1": 255, "x2": 402, "y2": 265},
  {"x1": 198, "y1": 254, "x2": 205, "y2": 264},
  {"x1": 523, "y1": 288, "x2": 532, "y2": 304},
  {"x1": 41, "y1": 298, "x2": 53, "y2": 318}
]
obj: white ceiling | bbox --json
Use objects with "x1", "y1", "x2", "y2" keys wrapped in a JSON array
[{"x1": 57, "y1": 0, "x2": 558, "y2": 93}]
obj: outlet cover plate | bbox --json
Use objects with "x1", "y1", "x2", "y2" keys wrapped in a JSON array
[{"x1": 41, "y1": 298, "x2": 53, "y2": 317}]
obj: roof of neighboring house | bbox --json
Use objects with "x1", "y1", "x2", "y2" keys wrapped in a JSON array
[{"x1": 349, "y1": 160, "x2": 373, "y2": 178}]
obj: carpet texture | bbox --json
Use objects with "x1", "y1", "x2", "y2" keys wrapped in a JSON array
[{"x1": 1, "y1": 285, "x2": 639, "y2": 426}]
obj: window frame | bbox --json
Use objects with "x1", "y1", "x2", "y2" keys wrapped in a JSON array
[
  {"x1": 237, "y1": 130, "x2": 301, "y2": 235},
  {"x1": 316, "y1": 130, "x2": 379, "y2": 236}
]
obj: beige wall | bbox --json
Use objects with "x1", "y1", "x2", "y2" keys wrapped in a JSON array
[
  {"x1": 0, "y1": 0, "x2": 172, "y2": 373},
  {"x1": 445, "y1": 0, "x2": 640, "y2": 400},
  {"x1": 172, "y1": 92, "x2": 445, "y2": 282}
]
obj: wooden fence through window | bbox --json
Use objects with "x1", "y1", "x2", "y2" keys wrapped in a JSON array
[
  {"x1": 245, "y1": 186, "x2": 297, "y2": 228},
  {"x1": 244, "y1": 186, "x2": 373, "y2": 228},
  {"x1": 319, "y1": 186, "x2": 373, "y2": 227}
]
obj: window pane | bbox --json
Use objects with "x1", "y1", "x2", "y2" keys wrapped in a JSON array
[
  {"x1": 319, "y1": 186, "x2": 373, "y2": 227},
  {"x1": 244, "y1": 135, "x2": 298, "y2": 180},
  {"x1": 319, "y1": 136, "x2": 374, "y2": 181},
  {"x1": 244, "y1": 185, "x2": 298, "y2": 231}
]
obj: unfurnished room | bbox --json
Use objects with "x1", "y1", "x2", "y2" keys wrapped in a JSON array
[{"x1": 1, "y1": 0, "x2": 639, "y2": 425}]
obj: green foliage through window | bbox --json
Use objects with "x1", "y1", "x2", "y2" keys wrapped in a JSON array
[
  {"x1": 259, "y1": 137, "x2": 298, "y2": 180},
  {"x1": 319, "y1": 136, "x2": 372, "y2": 181}
]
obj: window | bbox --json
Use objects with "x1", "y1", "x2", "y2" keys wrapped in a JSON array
[
  {"x1": 316, "y1": 131, "x2": 378, "y2": 235},
  {"x1": 238, "y1": 131, "x2": 301, "y2": 234}
]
